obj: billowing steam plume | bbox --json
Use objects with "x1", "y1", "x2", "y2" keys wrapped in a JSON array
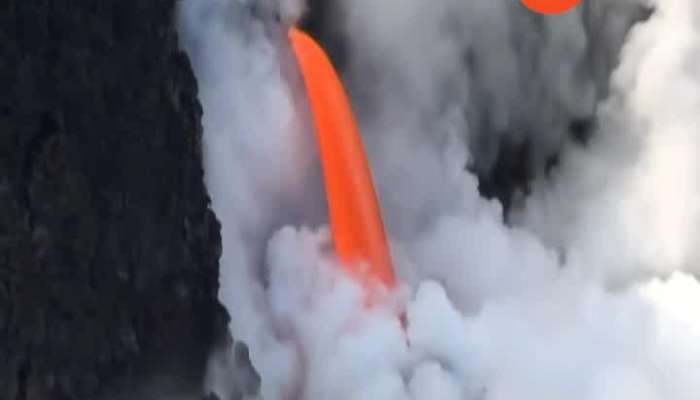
[{"x1": 178, "y1": 0, "x2": 700, "y2": 399}]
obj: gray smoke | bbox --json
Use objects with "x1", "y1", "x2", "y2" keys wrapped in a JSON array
[{"x1": 518, "y1": 0, "x2": 700, "y2": 284}]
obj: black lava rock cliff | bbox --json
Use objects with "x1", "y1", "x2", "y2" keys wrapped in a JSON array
[{"x1": 0, "y1": 1, "x2": 232, "y2": 398}]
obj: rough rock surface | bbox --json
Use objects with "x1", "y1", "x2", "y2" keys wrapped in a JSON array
[{"x1": 0, "y1": 1, "x2": 236, "y2": 398}]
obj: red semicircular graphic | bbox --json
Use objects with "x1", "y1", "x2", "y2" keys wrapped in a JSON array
[{"x1": 521, "y1": 0, "x2": 581, "y2": 15}]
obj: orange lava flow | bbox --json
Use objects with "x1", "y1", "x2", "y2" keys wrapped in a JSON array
[{"x1": 288, "y1": 27, "x2": 396, "y2": 289}]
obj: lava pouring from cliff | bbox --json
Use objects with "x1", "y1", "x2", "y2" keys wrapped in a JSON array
[{"x1": 179, "y1": 0, "x2": 700, "y2": 399}]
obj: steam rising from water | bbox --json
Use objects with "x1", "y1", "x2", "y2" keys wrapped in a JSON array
[{"x1": 178, "y1": 0, "x2": 700, "y2": 399}]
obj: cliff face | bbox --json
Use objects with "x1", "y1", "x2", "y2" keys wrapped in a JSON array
[{"x1": 0, "y1": 1, "x2": 230, "y2": 398}]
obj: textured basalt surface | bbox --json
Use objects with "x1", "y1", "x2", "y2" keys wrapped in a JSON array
[{"x1": 0, "y1": 1, "x2": 234, "y2": 398}]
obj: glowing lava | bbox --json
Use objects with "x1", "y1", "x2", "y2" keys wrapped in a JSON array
[{"x1": 288, "y1": 27, "x2": 396, "y2": 290}]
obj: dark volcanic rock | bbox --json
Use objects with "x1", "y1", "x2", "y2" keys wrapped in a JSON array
[{"x1": 0, "y1": 1, "x2": 230, "y2": 398}]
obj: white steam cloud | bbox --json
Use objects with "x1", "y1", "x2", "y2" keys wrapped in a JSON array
[
  {"x1": 178, "y1": 0, "x2": 700, "y2": 399},
  {"x1": 519, "y1": 0, "x2": 700, "y2": 283}
]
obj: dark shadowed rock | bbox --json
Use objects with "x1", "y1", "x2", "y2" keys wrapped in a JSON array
[{"x1": 0, "y1": 1, "x2": 238, "y2": 398}]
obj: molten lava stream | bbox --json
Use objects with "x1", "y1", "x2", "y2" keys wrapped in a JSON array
[{"x1": 288, "y1": 27, "x2": 396, "y2": 292}]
